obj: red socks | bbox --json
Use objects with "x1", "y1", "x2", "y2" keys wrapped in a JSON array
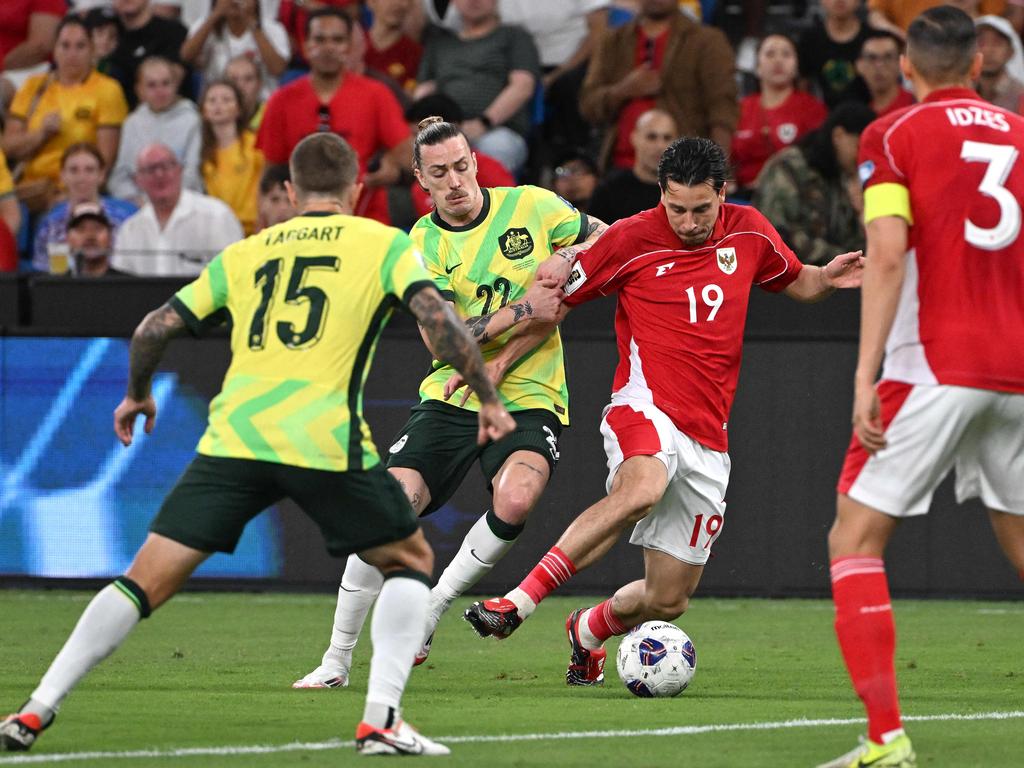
[
  {"x1": 519, "y1": 546, "x2": 576, "y2": 605},
  {"x1": 831, "y1": 557, "x2": 902, "y2": 744},
  {"x1": 586, "y1": 598, "x2": 627, "y2": 643}
]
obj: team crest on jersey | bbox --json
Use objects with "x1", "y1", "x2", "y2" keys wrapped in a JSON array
[
  {"x1": 776, "y1": 122, "x2": 797, "y2": 144},
  {"x1": 716, "y1": 247, "x2": 737, "y2": 275},
  {"x1": 499, "y1": 228, "x2": 534, "y2": 260}
]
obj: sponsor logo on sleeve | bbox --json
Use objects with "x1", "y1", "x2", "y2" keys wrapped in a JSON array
[
  {"x1": 716, "y1": 247, "x2": 737, "y2": 275},
  {"x1": 389, "y1": 434, "x2": 409, "y2": 454},
  {"x1": 564, "y1": 262, "x2": 587, "y2": 295}
]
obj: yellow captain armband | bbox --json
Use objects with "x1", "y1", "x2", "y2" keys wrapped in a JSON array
[{"x1": 863, "y1": 182, "x2": 913, "y2": 226}]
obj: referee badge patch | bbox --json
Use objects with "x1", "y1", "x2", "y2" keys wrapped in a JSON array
[{"x1": 499, "y1": 228, "x2": 534, "y2": 260}]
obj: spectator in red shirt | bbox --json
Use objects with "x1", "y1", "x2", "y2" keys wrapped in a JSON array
[
  {"x1": 364, "y1": 0, "x2": 422, "y2": 93},
  {"x1": 853, "y1": 30, "x2": 915, "y2": 117},
  {"x1": 257, "y1": 8, "x2": 412, "y2": 224},
  {"x1": 731, "y1": 34, "x2": 827, "y2": 194},
  {"x1": 0, "y1": 0, "x2": 64, "y2": 74}
]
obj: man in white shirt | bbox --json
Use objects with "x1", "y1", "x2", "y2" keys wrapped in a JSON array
[{"x1": 112, "y1": 142, "x2": 243, "y2": 276}]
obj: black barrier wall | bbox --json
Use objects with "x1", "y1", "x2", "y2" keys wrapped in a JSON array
[{"x1": 1, "y1": 276, "x2": 1019, "y2": 597}]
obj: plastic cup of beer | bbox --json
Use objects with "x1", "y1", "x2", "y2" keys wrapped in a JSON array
[{"x1": 48, "y1": 242, "x2": 70, "y2": 275}]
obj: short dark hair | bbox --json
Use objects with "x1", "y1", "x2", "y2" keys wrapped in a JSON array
[
  {"x1": 907, "y1": 5, "x2": 977, "y2": 83},
  {"x1": 289, "y1": 133, "x2": 358, "y2": 200},
  {"x1": 56, "y1": 14, "x2": 91, "y2": 42},
  {"x1": 412, "y1": 116, "x2": 468, "y2": 170},
  {"x1": 304, "y1": 7, "x2": 351, "y2": 40},
  {"x1": 259, "y1": 164, "x2": 290, "y2": 195},
  {"x1": 860, "y1": 29, "x2": 905, "y2": 55},
  {"x1": 797, "y1": 101, "x2": 876, "y2": 179},
  {"x1": 61, "y1": 141, "x2": 105, "y2": 170},
  {"x1": 657, "y1": 137, "x2": 728, "y2": 193}
]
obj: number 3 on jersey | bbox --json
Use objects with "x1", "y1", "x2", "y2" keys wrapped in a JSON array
[
  {"x1": 249, "y1": 256, "x2": 340, "y2": 350},
  {"x1": 960, "y1": 140, "x2": 1021, "y2": 250}
]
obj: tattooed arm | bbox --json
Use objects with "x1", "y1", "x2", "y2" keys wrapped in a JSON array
[
  {"x1": 444, "y1": 317, "x2": 559, "y2": 406},
  {"x1": 409, "y1": 285, "x2": 516, "y2": 443},
  {"x1": 114, "y1": 303, "x2": 189, "y2": 446},
  {"x1": 536, "y1": 215, "x2": 609, "y2": 285},
  {"x1": 461, "y1": 275, "x2": 564, "y2": 345}
]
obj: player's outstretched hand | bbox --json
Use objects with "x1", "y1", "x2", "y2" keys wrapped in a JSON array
[
  {"x1": 114, "y1": 395, "x2": 157, "y2": 447},
  {"x1": 535, "y1": 253, "x2": 573, "y2": 287},
  {"x1": 477, "y1": 401, "x2": 516, "y2": 445},
  {"x1": 823, "y1": 250, "x2": 865, "y2": 289},
  {"x1": 852, "y1": 378, "x2": 886, "y2": 454},
  {"x1": 523, "y1": 276, "x2": 565, "y2": 323}
]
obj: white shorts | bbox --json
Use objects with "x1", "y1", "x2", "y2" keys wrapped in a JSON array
[
  {"x1": 600, "y1": 399, "x2": 730, "y2": 565},
  {"x1": 838, "y1": 382, "x2": 1024, "y2": 517}
]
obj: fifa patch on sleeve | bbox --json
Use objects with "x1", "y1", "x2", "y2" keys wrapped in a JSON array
[
  {"x1": 858, "y1": 160, "x2": 875, "y2": 185},
  {"x1": 565, "y1": 262, "x2": 587, "y2": 296}
]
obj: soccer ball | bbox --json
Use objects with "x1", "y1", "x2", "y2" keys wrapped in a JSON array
[{"x1": 616, "y1": 621, "x2": 696, "y2": 698}]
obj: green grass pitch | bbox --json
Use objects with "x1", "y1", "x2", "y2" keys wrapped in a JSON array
[{"x1": 1, "y1": 591, "x2": 1021, "y2": 766}]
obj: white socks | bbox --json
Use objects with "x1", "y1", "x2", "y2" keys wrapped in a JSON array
[
  {"x1": 31, "y1": 579, "x2": 147, "y2": 712},
  {"x1": 432, "y1": 511, "x2": 520, "y2": 606},
  {"x1": 363, "y1": 574, "x2": 430, "y2": 728},
  {"x1": 323, "y1": 554, "x2": 384, "y2": 666}
]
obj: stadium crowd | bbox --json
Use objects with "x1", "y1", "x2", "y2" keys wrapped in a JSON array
[{"x1": 1, "y1": 0, "x2": 1023, "y2": 274}]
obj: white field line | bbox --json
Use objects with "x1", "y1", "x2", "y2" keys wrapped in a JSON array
[{"x1": 1, "y1": 710, "x2": 1022, "y2": 764}]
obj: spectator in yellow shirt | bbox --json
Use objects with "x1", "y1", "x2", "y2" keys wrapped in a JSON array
[
  {"x1": 0, "y1": 148, "x2": 22, "y2": 243},
  {"x1": 1, "y1": 16, "x2": 128, "y2": 205},
  {"x1": 199, "y1": 79, "x2": 264, "y2": 236}
]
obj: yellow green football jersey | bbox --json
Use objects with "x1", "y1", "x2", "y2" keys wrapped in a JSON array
[
  {"x1": 171, "y1": 212, "x2": 433, "y2": 472},
  {"x1": 411, "y1": 185, "x2": 587, "y2": 425}
]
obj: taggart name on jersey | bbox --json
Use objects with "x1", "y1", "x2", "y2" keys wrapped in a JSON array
[
  {"x1": 264, "y1": 224, "x2": 346, "y2": 246},
  {"x1": 945, "y1": 105, "x2": 1011, "y2": 132}
]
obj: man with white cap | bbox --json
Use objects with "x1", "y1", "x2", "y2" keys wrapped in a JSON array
[{"x1": 974, "y1": 14, "x2": 1024, "y2": 112}]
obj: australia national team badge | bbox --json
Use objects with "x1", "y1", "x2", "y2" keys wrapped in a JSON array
[
  {"x1": 716, "y1": 247, "x2": 737, "y2": 275},
  {"x1": 499, "y1": 228, "x2": 534, "y2": 260}
]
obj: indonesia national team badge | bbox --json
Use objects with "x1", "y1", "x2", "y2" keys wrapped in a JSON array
[
  {"x1": 716, "y1": 247, "x2": 737, "y2": 275},
  {"x1": 499, "y1": 228, "x2": 534, "y2": 260}
]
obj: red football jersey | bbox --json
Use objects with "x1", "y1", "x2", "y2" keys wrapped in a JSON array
[
  {"x1": 256, "y1": 73, "x2": 410, "y2": 224},
  {"x1": 564, "y1": 203, "x2": 803, "y2": 451},
  {"x1": 858, "y1": 87, "x2": 1024, "y2": 393},
  {"x1": 731, "y1": 90, "x2": 828, "y2": 188}
]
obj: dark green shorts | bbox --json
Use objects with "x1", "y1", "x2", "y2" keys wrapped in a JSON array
[
  {"x1": 385, "y1": 400, "x2": 562, "y2": 515},
  {"x1": 151, "y1": 454, "x2": 417, "y2": 558}
]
